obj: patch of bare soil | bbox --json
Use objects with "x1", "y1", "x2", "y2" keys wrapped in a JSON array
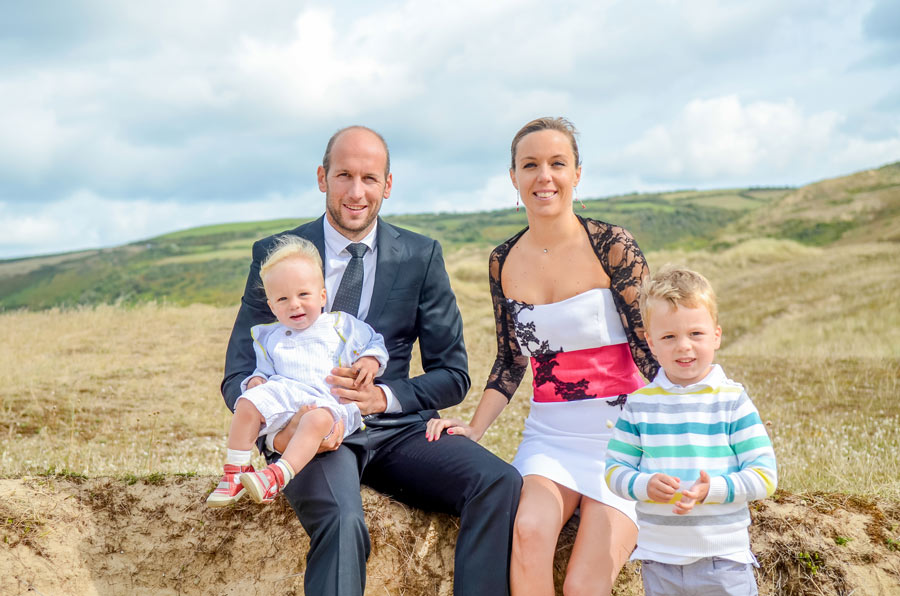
[{"x1": 1, "y1": 479, "x2": 898, "y2": 595}]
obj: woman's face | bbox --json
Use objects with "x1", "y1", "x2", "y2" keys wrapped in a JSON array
[{"x1": 510, "y1": 129, "x2": 582, "y2": 217}]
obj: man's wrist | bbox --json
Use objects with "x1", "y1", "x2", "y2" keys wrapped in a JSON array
[{"x1": 379, "y1": 383, "x2": 400, "y2": 413}]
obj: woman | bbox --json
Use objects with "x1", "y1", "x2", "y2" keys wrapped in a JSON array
[{"x1": 426, "y1": 117, "x2": 659, "y2": 595}]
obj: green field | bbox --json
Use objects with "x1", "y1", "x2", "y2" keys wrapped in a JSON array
[
  {"x1": 0, "y1": 161, "x2": 898, "y2": 499},
  {"x1": 0, "y1": 187, "x2": 791, "y2": 311},
  {"x1": 4, "y1": 162, "x2": 896, "y2": 313}
]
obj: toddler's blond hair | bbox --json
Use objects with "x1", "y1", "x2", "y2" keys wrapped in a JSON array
[
  {"x1": 260, "y1": 235, "x2": 324, "y2": 286},
  {"x1": 640, "y1": 265, "x2": 718, "y2": 327}
]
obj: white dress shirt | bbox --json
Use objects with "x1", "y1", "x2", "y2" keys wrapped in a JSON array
[
  {"x1": 322, "y1": 218, "x2": 378, "y2": 320},
  {"x1": 322, "y1": 217, "x2": 401, "y2": 413}
]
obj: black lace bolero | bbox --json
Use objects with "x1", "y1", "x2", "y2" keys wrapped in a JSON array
[{"x1": 485, "y1": 215, "x2": 659, "y2": 400}]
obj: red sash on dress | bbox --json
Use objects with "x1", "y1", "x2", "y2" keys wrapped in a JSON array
[{"x1": 531, "y1": 343, "x2": 645, "y2": 403}]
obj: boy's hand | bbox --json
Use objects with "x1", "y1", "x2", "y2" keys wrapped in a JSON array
[
  {"x1": 246, "y1": 376, "x2": 266, "y2": 390},
  {"x1": 647, "y1": 473, "x2": 680, "y2": 503},
  {"x1": 329, "y1": 367, "x2": 387, "y2": 415},
  {"x1": 350, "y1": 356, "x2": 380, "y2": 388},
  {"x1": 673, "y1": 470, "x2": 711, "y2": 515}
]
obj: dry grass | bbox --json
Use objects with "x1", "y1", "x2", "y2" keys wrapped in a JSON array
[
  {"x1": 1, "y1": 240, "x2": 898, "y2": 500},
  {"x1": 0, "y1": 303, "x2": 238, "y2": 476}
]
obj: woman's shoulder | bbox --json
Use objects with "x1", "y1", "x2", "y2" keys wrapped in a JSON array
[
  {"x1": 487, "y1": 227, "x2": 529, "y2": 292},
  {"x1": 489, "y1": 226, "x2": 528, "y2": 265},
  {"x1": 579, "y1": 215, "x2": 635, "y2": 241},
  {"x1": 491, "y1": 226, "x2": 528, "y2": 254}
]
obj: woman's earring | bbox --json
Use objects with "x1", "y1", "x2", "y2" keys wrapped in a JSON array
[
  {"x1": 575, "y1": 186, "x2": 585, "y2": 209},
  {"x1": 516, "y1": 192, "x2": 520, "y2": 212}
]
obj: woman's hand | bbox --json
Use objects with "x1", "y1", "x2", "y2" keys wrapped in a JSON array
[{"x1": 425, "y1": 417, "x2": 480, "y2": 442}]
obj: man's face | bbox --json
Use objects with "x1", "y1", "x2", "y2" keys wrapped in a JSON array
[{"x1": 318, "y1": 128, "x2": 392, "y2": 241}]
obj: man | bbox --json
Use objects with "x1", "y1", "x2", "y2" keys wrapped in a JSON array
[{"x1": 222, "y1": 126, "x2": 521, "y2": 595}]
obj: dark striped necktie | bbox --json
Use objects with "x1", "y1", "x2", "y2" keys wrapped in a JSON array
[{"x1": 330, "y1": 242, "x2": 367, "y2": 317}]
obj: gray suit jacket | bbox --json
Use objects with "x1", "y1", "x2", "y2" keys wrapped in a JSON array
[{"x1": 221, "y1": 216, "x2": 470, "y2": 424}]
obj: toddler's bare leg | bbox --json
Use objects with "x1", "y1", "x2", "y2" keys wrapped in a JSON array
[
  {"x1": 279, "y1": 408, "x2": 336, "y2": 476},
  {"x1": 227, "y1": 399, "x2": 266, "y2": 450}
]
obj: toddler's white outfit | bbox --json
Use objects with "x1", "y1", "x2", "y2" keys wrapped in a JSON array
[{"x1": 238, "y1": 311, "x2": 388, "y2": 439}]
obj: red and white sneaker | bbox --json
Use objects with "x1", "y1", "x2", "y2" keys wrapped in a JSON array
[
  {"x1": 206, "y1": 464, "x2": 254, "y2": 507},
  {"x1": 240, "y1": 463, "x2": 289, "y2": 504}
]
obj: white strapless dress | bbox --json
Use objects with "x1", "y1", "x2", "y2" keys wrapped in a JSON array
[{"x1": 509, "y1": 288, "x2": 645, "y2": 523}]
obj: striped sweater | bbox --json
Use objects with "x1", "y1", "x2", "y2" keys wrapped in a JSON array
[{"x1": 605, "y1": 364, "x2": 777, "y2": 559}]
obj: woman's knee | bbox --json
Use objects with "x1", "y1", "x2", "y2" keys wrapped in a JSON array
[{"x1": 513, "y1": 507, "x2": 559, "y2": 549}]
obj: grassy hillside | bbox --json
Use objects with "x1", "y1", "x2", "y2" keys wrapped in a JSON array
[
  {"x1": 1, "y1": 161, "x2": 896, "y2": 311},
  {"x1": 728, "y1": 161, "x2": 900, "y2": 246},
  {"x1": 1, "y1": 164, "x2": 898, "y2": 595},
  {"x1": 1, "y1": 240, "x2": 897, "y2": 498},
  {"x1": 0, "y1": 187, "x2": 787, "y2": 310}
]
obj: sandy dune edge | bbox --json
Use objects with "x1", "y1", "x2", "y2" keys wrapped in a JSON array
[{"x1": 2, "y1": 477, "x2": 899, "y2": 595}]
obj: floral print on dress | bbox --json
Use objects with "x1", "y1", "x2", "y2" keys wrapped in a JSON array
[{"x1": 485, "y1": 215, "x2": 659, "y2": 401}]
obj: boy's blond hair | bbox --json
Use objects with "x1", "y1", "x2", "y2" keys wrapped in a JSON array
[
  {"x1": 260, "y1": 235, "x2": 324, "y2": 285},
  {"x1": 640, "y1": 265, "x2": 718, "y2": 326}
]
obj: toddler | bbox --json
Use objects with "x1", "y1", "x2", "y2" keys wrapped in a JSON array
[
  {"x1": 207, "y1": 235, "x2": 388, "y2": 507},
  {"x1": 606, "y1": 266, "x2": 776, "y2": 596}
]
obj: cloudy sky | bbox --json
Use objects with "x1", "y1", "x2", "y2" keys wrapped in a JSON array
[{"x1": 1, "y1": 1, "x2": 898, "y2": 259}]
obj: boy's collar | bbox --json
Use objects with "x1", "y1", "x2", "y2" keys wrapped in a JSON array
[{"x1": 654, "y1": 364, "x2": 726, "y2": 390}]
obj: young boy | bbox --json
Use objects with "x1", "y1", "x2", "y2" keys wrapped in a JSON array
[
  {"x1": 206, "y1": 235, "x2": 388, "y2": 507},
  {"x1": 605, "y1": 266, "x2": 777, "y2": 596}
]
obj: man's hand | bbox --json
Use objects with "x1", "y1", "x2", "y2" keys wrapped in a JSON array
[
  {"x1": 246, "y1": 376, "x2": 266, "y2": 390},
  {"x1": 350, "y1": 356, "x2": 380, "y2": 388},
  {"x1": 673, "y1": 470, "x2": 710, "y2": 515},
  {"x1": 271, "y1": 405, "x2": 344, "y2": 454},
  {"x1": 328, "y1": 366, "x2": 388, "y2": 415},
  {"x1": 647, "y1": 473, "x2": 680, "y2": 503}
]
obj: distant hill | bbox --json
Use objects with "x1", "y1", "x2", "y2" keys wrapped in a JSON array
[
  {"x1": 729, "y1": 161, "x2": 900, "y2": 246},
  {"x1": 1, "y1": 161, "x2": 897, "y2": 311}
]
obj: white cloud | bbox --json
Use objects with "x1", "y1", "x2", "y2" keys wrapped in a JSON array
[
  {"x1": 614, "y1": 95, "x2": 900, "y2": 184},
  {"x1": 234, "y1": 8, "x2": 420, "y2": 119},
  {"x1": 420, "y1": 173, "x2": 517, "y2": 214},
  {"x1": 0, "y1": 189, "x2": 322, "y2": 259},
  {"x1": 0, "y1": 1, "x2": 898, "y2": 258}
]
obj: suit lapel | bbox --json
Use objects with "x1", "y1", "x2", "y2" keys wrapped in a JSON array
[
  {"x1": 294, "y1": 216, "x2": 327, "y2": 279},
  {"x1": 367, "y1": 217, "x2": 402, "y2": 325}
]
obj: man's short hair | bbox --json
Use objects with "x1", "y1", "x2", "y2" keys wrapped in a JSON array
[{"x1": 322, "y1": 125, "x2": 391, "y2": 178}]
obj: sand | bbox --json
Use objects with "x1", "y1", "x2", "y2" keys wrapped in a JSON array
[{"x1": 2, "y1": 477, "x2": 899, "y2": 595}]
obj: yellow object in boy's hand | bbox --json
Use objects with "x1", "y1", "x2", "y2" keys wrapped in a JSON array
[{"x1": 673, "y1": 470, "x2": 711, "y2": 515}]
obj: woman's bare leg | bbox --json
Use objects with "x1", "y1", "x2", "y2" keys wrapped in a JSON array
[
  {"x1": 511, "y1": 475, "x2": 582, "y2": 596},
  {"x1": 562, "y1": 497, "x2": 637, "y2": 596}
]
